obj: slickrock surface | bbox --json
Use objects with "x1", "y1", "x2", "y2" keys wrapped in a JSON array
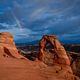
[
  {"x1": 0, "y1": 57, "x2": 79, "y2": 80},
  {"x1": 0, "y1": 32, "x2": 24, "y2": 58}
]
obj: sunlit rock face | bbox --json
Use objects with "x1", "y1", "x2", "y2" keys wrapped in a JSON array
[
  {"x1": 38, "y1": 35, "x2": 70, "y2": 65},
  {"x1": 37, "y1": 35, "x2": 80, "y2": 80},
  {"x1": 0, "y1": 32, "x2": 24, "y2": 58}
]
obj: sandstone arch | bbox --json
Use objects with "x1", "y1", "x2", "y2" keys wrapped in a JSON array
[{"x1": 38, "y1": 35, "x2": 70, "y2": 65}]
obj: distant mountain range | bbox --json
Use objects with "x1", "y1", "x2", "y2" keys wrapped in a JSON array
[
  {"x1": 16, "y1": 39, "x2": 80, "y2": 46},
  {"x1": 16, "y1": 40, "x2": 39, "y2": 46}
]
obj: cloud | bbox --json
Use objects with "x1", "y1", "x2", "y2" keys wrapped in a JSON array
[
  {"x1": 0, "y1": 12, "x2": 4, "y2": 14},
  {"x1": 0, "y1": 0, "x2": 80, "y2": 43},
  {"x1": 0, "y1": 23, "x2": 16, "y2": 29},
  {"x1": 29, "y1": 7, "x2": 47, "y2": 21},
  {"x1": 67, "y1": 15, "x2": 80, "y2": 20}
]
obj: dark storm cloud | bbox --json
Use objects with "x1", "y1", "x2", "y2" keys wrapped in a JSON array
[{"x1": 0, "y1": 0, "x2": 80, "y2": 43}]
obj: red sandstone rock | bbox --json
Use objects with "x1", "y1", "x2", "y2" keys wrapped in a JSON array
[
  {"x1": 37, "y1": 35, "x2": 80, "y2": 80},
  {"x1": 0, "y1": 33, "x2": 79, "y2": 80},
  {"x1": 0, "y1": 32, "x2": 24, "y2": 59},
  {"x1": 38, "y1": 35, "x2": 70, "y2": 65}
]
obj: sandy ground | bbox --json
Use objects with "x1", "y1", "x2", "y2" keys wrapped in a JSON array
[{"x1": 0, "y1": 57, "x2": 79, "y2": 80}]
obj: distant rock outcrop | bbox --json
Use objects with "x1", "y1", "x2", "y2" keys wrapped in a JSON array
[
  {"x1": 38, "y1": 35, "x2": 70, "y2": 65},
  {"x1": 0, "y1": 32, "x2": 24, "y2": 58}
]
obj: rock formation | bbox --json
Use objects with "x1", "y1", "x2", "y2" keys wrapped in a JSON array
[
  {"x1": 38, "y1": 35, "x2": 70, "y2": 65},
  {"x1": 0, "y1": 32, "x2": 24, "y2": 58},
  {"x1": 38, "y1": 35, "x2": 80, "y2": 80},
  {"x1": 0, "y1": 33, "x2": 79, "y2": 80}
]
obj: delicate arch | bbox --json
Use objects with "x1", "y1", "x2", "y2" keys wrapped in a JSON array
[{"x1": 38, "y1": 35, "x2": 70, "y2": 65}]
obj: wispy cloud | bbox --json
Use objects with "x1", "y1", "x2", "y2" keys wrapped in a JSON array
[
  {"x1": 29, "y1": 7, "x2": 47, "y2": 21},
  {"x1": 0, "y1": 23, "x2": 16, "y2": 28}
]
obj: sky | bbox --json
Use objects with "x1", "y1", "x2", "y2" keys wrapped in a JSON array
[{"x1": 0, "y1": 0, "x2": 80, "y2": 44}]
